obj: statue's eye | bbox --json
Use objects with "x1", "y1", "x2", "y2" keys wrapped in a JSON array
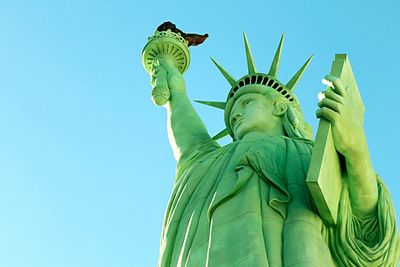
[{"x1": 243, "y1": 99, "x2": 253, "y2": 106}]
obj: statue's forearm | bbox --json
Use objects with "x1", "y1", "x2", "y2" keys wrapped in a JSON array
[
  {"x1": 344, "y1": 134, "x2": 378, "y2": 218},
  {"x1": 149, "y1": 56, "x2": 212, "y2": 160},
  {"x1": 166, "y1": 87, "x2": 211, "y2": 160}
]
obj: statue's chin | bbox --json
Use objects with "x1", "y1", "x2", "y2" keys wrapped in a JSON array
[
  {"x1": 234, "y1": 127, "x2": 257, "y2": 141},
  {"x1": 233, "y1": 127, "x2": 247, "y2": 141}
]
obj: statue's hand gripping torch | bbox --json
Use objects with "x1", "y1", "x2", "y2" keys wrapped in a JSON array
[
  {"x1": 149, "y1": 57, "x2": 170, "y2": 106},
  {"x1": 142, "y1": 29, "x2": 191, "y2": 106},
  {"x1": 142, "y1": 22, "x2": 208, "y2": 106}
]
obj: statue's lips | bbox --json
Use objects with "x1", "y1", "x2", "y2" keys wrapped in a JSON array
[{"x1": 234, "y1": 118, "x2": 244, "y2": 130}]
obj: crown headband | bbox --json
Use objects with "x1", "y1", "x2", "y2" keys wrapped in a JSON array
[{"x1": 196, "y1": 33, "x2": 313, "y2": 140}]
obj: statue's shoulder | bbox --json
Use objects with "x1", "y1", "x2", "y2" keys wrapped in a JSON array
[{"x1": 178, "y1": 137, "x2": 222, "y2": 163}]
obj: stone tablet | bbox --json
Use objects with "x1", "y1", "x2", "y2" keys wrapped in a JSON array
[{"x1": 307, "y1": 54, "x2": 364, "y2": 225}]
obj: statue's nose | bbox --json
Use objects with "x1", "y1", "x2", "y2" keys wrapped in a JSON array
[{"x1": 232, "y1": 113, "x2": 243, "y2": 123}]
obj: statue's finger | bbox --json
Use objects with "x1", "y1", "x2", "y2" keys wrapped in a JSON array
[
  {"x1": 324, "y1": 90, "x2": 344, "y2": 104},
  {"x1": 316, "y1": 107, "x2": 339, "y2": 123},
  {"x1": 322, "y1": 76, "x2": 335, "y2": 88},
  {"x1": 152, "y1": 59, "x2": 160, "y2": 68},
  {"x1": 323, "y1": 75, "x2": 346, "y2": 96},
  {"x1": 318, "y1": 98, "x2": 341, "y2": 114},
  {"x1": 156, "y1": 56, "x2": 174, "y2": 68},
  {"x1": 150, "y1": 75, "x2": 156, "y2": 86},
  {"x1": 332, "y1": 79, "x2": 346, "y2": 96},
  {"x1": 150, "y1": 66, "x2": 160, "y2": 76}
]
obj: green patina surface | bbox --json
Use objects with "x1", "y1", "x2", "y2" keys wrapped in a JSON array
[{"x1": 142, "y1": 27, "x2": 400, "y2": 266}]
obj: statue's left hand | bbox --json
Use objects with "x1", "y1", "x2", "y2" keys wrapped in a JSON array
[
  {"x1": 316, "y1": 75, "x2": 366, "y2": 158},
  {"x1": 316, "y1": 76, "x2": 378, "y2": 218}
]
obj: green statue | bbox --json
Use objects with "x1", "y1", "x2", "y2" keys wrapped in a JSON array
[{"x1": 142, "y1": 24, "x2": 399, "y2": 266}]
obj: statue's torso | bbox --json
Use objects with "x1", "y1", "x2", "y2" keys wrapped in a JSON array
[{"x1": 159, "y1": 133, "x2": 336, "y2": 266}]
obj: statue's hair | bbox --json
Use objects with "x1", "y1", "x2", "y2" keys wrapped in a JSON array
[
  {"x1": 282, "y1": 105, "x2": 313, "y2": 139},
  {"x1": 262, "y1": 89, "x2": 313, "y2": 139}
]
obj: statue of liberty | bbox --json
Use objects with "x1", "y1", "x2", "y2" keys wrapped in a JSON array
[{"x1": 142, "y1": 23, "x2": 399, "y2": 266}]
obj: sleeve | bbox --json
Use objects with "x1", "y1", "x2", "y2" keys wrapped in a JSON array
[
  {"x1": 174, "y1": 138, "x2": 220, "y2": 184},
  {"x1": 328, "y1": 175, "x2": 400, "y2": 267}
]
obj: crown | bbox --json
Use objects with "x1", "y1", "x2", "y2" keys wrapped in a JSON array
[{"x1": 196, "y1": 33, "x2": 313, "y2": 140}]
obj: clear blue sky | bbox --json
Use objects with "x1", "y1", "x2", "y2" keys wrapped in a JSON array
[{"x1": 0, "y1": 0, "x2": 399, "y2": 266}]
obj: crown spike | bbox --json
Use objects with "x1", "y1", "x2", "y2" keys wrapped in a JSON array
[
  {"x1": 286, "y1": 54, "x2": 314, "y2": 91},
  {"x1": 243, "y1": 32, "x2": 257, "y2": 74},
  {"x1": 212, "y1": 128, "x2": 229, "y2": 140},
  {"x1": 210, "y1": 57, "x2": 237, "y2": 87},
  {"x1": 194, "y1": 100, "x2": 226, "y2": 110},
  {"x1": 268, "y1": 33, "x2": 285, "y2": 78}
]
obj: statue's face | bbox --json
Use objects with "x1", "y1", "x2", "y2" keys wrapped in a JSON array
[{"x1": 230, "y1": 93, "x2": 282, "y2": 140}]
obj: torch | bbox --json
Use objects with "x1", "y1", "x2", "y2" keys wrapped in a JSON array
[{"x1": 142, "y1": 22, "x2": 208, "y2": 106}]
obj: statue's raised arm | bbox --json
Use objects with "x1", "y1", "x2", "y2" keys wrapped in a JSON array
[
  {"x1": 142, "y1": 22, "x2": 212, "y2": 160},
  {"x1": 154, "y1": 56, "x2": 212, "y2": 160}
]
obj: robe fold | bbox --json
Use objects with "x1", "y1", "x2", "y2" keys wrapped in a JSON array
[{"x1": 158, "y1": 132, "x2": 399, "y2": 266}]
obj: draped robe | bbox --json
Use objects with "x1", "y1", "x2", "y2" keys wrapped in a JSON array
[{"x1": 158, "y1": 132, "x2": 399, "y2": 266}]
